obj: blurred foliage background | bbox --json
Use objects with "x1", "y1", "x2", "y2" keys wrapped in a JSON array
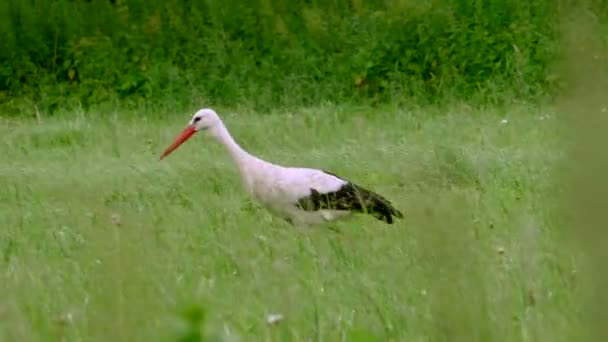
[{"x1": 0, "y1": 0, "x2": 606, "y2": 114}]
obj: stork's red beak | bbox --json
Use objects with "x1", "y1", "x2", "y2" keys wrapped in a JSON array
[{"x1": 160, "y1": 125, "x2": 197, "y2": 160}]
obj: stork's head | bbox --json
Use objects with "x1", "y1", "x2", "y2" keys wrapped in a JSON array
[
  {"x1": 159, "y1": 108, "x2": 221, "y2": 160},
  {"x1": 190, "y1": 108, "x2": 221, "y2": 131}
]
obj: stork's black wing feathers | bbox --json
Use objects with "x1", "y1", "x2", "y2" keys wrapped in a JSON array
[{"x1": 296, "y1": 171, "x2": 403, "y2": 224}]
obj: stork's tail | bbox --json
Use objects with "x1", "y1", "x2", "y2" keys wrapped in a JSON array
[
  {"x1": 366, "y1": 192, "x2": 403, "y2": 224},
  {"x1": 305, "y1": 170, "x2": 404, "y2": 224},
  {"x1": 350, "y1": 183, "x2": 403, "y2": 224}
]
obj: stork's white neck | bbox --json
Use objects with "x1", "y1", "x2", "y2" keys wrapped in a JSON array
[{"x1": 208, "y1": 121, "x2": 258, "y2": 172}]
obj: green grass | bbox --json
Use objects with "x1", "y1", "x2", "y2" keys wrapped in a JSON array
[{"x1": 0, "y1": 104, "x2": 583, "y2": 341}]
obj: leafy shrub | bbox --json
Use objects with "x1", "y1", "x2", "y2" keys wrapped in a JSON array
[{"x1": 0, "y1": 0, "x2": 558, "y2": 113}]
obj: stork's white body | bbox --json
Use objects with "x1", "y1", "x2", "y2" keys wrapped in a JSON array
[
  {"x1": 160, "y1": 108, "x2": 403, "y2": 226},
  {"x1": 237, "y1": 160, "x2": 352, "y2": 225},
  {"x1": 209, "y1": 127, "x2": 352, "y2": 225}
]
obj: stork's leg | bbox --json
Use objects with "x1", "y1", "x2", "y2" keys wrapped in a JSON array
[
  {"x1": 283, "y1": 216, "x2": 312, "y2": 231},
  {"x1": 327, "y1": 224, "x2": 342, "y2": 234}
]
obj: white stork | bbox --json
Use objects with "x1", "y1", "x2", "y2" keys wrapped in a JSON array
[{"x1": 159, "y1": 108, "x2": 403, "y2": 226}]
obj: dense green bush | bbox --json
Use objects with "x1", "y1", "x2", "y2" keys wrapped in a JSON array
[{"x1": 0, "y1": 0, "x2": 557, "y2": 113}]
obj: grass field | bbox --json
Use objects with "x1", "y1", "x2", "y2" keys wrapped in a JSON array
[{"x1": 0, "y1": 103, "x2": 589, "y2": 341}]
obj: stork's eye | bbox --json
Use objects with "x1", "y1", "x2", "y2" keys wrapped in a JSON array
[{"x1": 193, "y1": 116, "x2": 202, "y2": 123}]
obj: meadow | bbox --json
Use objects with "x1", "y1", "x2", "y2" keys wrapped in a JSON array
[
  {"x1": 2, "y1": 0, "x2": 608, "y2": 341},
  {"x1": 0, "y1": 102, "x2": 583, "y2": 341}
]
